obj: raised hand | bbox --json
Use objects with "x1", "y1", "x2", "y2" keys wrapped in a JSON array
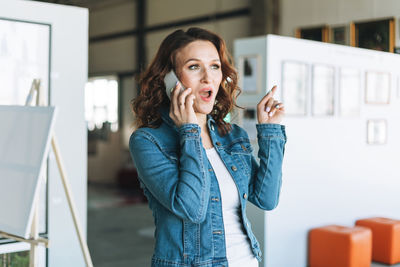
[
  {"x1": 169, "y1": 82, "x2": 198, "y2": 127},
  {"x1": 257, "y1": 86, "x2": 285, "y2": 124}
]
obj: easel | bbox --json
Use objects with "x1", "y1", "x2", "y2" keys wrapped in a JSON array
[{"x1": 0, "y1": 79, "x2": 93, "y2": 267}]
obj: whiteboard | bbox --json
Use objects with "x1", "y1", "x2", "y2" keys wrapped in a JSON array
[{"x1": 0, "y1": 105, "x2": 55, "y2": 238}]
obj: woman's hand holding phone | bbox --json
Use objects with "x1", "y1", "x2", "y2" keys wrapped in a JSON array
[{"x1": 169, "y1": 82, "x2": 198, "y2": 127}]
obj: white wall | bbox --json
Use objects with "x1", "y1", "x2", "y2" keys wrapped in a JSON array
[
  {"x1": 281, "y1": 0, "x2": 400, "y2": 46},
  {"x1": 235, "y1": 35, "x2": 400, "y2": 267},
  {"x1": 0, "y1": 1, "x2": 88, "y2": 266}
]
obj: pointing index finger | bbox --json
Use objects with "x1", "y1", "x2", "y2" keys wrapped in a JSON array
[
  {"x1": 259, "y1": 85, "x2": 277, "y2": 105},
  {"x1": 268, "y1": 85, "x2": 277, "y2": 96}
]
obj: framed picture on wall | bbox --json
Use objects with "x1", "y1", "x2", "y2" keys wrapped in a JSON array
[
  {"x1": 330, "y1": 25, "x2": 350, "y2": 45},
  {"x1": 397, "y1": 75, "x2": 400, "y2": 98},
  {"x1": 365, "y1": 71, "x2": 390, "y2": 104},
  {"x1": 238, "y1": 54, "x2": 261, "y2": 94},
  {"x1": 312, "y1": 64, "x2": 335, "y2": 116},
  {"x1": 339, "y1": 68, "x2": 361, "y2": 116},
  {"x1": 351, "y1": 17, "x2": 395, "y2": 52},
  {"x1": 295, "y1": 25, "x2": 330, "y2": 42},
  {"x1": 367, "y1": 119, "x2": 387, "y2": 145},
  {"x1": 281, "y1": 61, "x2": 308, "y2": 115}
]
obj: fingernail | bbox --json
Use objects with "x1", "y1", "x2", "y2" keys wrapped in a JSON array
[
  {"x1": 269, "y1": 111, "x2": 274, "y2": 117},
  {"x1": 275, "y1": 104, "x2": 280, "y2": 109},
  {"x1": 266, "y1": 106, "x2": 271, "y2": 112},
  {"x1": 176, "y1": 81, "x2": 179, "y2": 86}
]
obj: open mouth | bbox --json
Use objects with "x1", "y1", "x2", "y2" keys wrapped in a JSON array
[{"x1": 199, "y1": 88, "x2": 212, "y2": 101}]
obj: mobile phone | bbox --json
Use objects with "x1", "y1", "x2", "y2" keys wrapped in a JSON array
[{"x1": 164, "y1": 71, "x2": 185, "y2": 99}]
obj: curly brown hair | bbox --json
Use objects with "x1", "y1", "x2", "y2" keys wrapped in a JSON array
[{"x1": 131, "y1": 27, "x2": 241, "y2": 135}]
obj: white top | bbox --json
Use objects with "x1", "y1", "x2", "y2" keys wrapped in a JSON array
[{"x1": 205, "y1": 147, "x2": 258, "y2": 267}]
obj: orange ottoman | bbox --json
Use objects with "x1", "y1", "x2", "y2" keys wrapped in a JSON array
[
  {"x1": 309, "y1": 225, "x2": 372, "y2": 267},
  {"x1": 356, "y1": 217, "x2": 400, "y2": 265}
]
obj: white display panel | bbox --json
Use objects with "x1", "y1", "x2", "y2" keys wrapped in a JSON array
[
  {"x1": 235, "y1": 34, "x2": 400, "y2": 267},
  {"x1": 0, "y1": 17, "x2": 50, "y2": 236},
  {"x1": 0, "y1": 106, "x2": 55, "y2": 239}
]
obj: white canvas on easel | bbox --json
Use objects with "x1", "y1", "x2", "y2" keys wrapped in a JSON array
[{"x1": 0, "y1": 105, "x2": 55, "y2": 239}]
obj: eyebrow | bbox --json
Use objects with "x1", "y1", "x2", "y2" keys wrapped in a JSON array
[{"x1": 184, "y1": 58, "x2": 221, "y2": 64}]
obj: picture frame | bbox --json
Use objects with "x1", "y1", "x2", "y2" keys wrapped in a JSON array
[
  {"x1": 295, "y1": 25, "x2": 330, "y2": 42},
  {"x1": 281, "y1": 61, "x2": 308, "y2": 116},
  {"x1": 397, "y1": 75, "x2": 400, "y2": 98},
  {"x1": 367, "y1": 119, "x2": 387, "y2": 145},
  {"x1": 351, "y1": 17, "x2": 395, "y2": 52},
  {"x1": 238, "y1": 54, "x2": 261, "y2": 94},
  {"x1": 339, "y1": 68, "x2": 361, "y2": 116},
  {"x1": 312, "y1": 64, "x2": 335, "y2": 116},
  {"x1": 365, "y1": 71, "x2": 390, "y2": 104},
  {"x1": 330, "y1": 25, "x2": 350, "y2": 45}
]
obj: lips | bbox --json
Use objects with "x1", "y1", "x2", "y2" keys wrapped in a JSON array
[{"x1": 199, "y1": 87, "x2": 213, "y2": 102}]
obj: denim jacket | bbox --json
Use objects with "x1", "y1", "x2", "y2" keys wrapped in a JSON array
[{"x1": 129, "y1": 107, "x2": 286, "y2": 267}]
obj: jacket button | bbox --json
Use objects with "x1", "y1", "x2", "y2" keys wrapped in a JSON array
[
  {"x1": 243, "y1": 193, "x2": 247, "y2": 199},
  {"x1": 231, "y1": 166, "x2": 237, "y2": 171},
  {"x1": 190, "y1": 128, "x2": 198, "y2": 133},
  {"x1": 211, "y1": 125, "x2": 215, "y2": 131},
  {"x1": 216, "y1": 142, "x2": 222, "y2": 146},
  {"x1": 241, "y1": 144, "x2": 247, "y2": 151}
]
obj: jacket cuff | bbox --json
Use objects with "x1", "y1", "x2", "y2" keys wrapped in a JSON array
[
  {"x1": 179, "y1": 124, "x2": 201, "y2": 138},
  {"x1": 256, "y1": 124, "x2": 286, "y2": 141}
]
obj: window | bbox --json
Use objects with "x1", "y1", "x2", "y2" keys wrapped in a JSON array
[{"x1": 85, "y1": 76, "x2": 119, "y2": 132}]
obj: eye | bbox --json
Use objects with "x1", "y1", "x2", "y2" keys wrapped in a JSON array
[
  {"x1": 211, "y1": 64, "x2": 221, "y2": 70},
  {"x1": 188, "y1": 64, "x2": 200, "y2": 70}
]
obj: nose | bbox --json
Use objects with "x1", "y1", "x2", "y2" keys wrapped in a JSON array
[{"x1": 200, "y1": 68, "x2": 211, "y2": 84}]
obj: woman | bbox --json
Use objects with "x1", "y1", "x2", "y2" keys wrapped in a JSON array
[{"x1": 130, "y1": 27, "x2": 286, "y2": 267}]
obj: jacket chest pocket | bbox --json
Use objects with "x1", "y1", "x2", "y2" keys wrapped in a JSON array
[{"x1": 224, "y1": 139, "x2": 253, "y2": 177}]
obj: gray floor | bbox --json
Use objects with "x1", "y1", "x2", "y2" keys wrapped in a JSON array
[
  {"x1": 87, "y1": 185, "x2": 154, "y2": 267},
  {"x1": 372, "y1": 263, "x2": 400, "y2": 267},
  {"x1": 87, "y1": 184, "x2": 400, "y2": 267}
]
